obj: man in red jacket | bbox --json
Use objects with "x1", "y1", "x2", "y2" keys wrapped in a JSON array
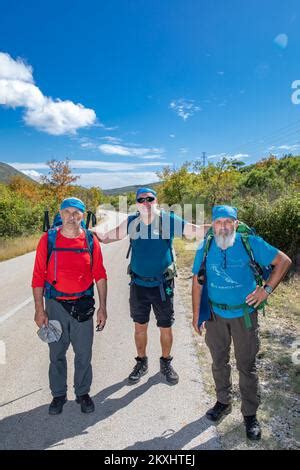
[{"x1": 32, "y1": 197, "x2": 107, "y2": 415}]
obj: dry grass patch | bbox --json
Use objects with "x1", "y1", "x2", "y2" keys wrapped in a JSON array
[{"x1": 0, "y1": 234, "x2": 40, "y2": 261}]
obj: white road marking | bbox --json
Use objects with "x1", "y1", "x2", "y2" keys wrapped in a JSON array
[{"x1": 0, "y1": 297, "x2": 33, "y2": 324}]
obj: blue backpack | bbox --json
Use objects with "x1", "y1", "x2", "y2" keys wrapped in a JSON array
[{"x1": 42, "y1": 210, "x2": 96, "y2": 299}]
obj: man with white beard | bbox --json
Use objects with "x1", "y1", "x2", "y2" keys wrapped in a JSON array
[{"x1": 191, "y1": 205, "x2": 292, "y2": 441}]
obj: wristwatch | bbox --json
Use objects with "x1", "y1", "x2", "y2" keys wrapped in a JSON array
[{"x1": 264, "y1": 284, "x2": 273, "y2": 295}]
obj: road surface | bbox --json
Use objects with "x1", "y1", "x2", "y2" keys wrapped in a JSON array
[{"x1": 0, "y1": 211, "x2": 220, "y2": 450}]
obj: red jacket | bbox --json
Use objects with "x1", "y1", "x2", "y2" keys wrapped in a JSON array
[{"x1": 32, "y1": 229, "x2": 107, "y2": 299}]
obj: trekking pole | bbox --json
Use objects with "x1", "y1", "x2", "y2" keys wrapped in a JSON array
[
  {"x1": 86, "y1": 211, "x2": 91, "y2": 229},
  {"x1": 43, "y1": 210, "x2": 50, "y2": 232}
]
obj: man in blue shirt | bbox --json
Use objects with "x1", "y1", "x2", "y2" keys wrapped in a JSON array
[
  {"x1": 96, "y1": 187, "x2": 209, "y2": 385},
  {"x1": 192, "y1": 205, "x2": 292, "y2": 441}
]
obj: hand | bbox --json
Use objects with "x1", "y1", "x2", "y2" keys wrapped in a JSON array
[
  {"x1": 34, "y1": 309, "x2": 48, "y2": 328},
  {"x1": 96, "y1": 305, "x2": 107, "y2": 331},
  {"x1": 246, "y1": 286, "x2": 268, "y2": 309},
  {"x1": 193, "y1": 317, "x2": 205, "y2": 336}
]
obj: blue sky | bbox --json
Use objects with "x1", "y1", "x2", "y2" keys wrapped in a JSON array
[{"x1": 0, "y1": 0, "x2": 300, "y2": 188}]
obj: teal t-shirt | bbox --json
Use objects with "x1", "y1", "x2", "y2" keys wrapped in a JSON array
[
  {"x1": 192, "y1": 233, "x2": 278, "y2": 318},
  {"x1": 128, "y1": 211, "x2": 186, "y2": 287}
]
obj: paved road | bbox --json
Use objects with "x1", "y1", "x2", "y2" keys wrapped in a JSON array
[{"x1": 0, "y1": 211, "x2": 220, "y2": 450}]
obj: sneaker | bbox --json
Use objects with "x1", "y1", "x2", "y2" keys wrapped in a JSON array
[
  {"x1": 76, "y1": 394, "x2": 95, "y2": 413},
  {"x1": 160, "y1": 356, "x2": 179, "y2": 385},
  {"x1": 48, "y1": 395, "x2": 67, "y2": 415},
  {"x1": 244, "y1": 415, "x2": 261, "y2": 441},
  {"x1": 128, "y1": 356, "x2": 148, "y2": 384},
  {"x1": 206, "y1": 401, "x2": 232, "y2": 422}
]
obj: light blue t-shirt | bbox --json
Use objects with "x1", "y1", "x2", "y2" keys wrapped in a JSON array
[
  {"x1": 192, "y1": 233, "x2": 278, "y2": 318},
  {"x1": 128, "y1": 211, "x2": 186, "y2": 287}
]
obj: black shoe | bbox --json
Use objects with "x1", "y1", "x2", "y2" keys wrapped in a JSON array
[
  {"x1": 160, "y1": 356, "x2": 179, "y2": 385},
  {"x1": 76, "y1": 394, "x2": 95, "y2": 413},
  {"x1": 206, "y1": 401, "x2": 232, "y2": 422},
  {"x1": 244, "y1": 415, "x2": 261, "y2": 441},
  {"x1": 128, "y1": 356, "x2": 148, "y2": 384},
  {"x1": 48, "y1": 395, "x2": 67, "y2": 415}
]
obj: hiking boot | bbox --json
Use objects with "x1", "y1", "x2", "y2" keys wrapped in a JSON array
[
  {"x1": 76, "y1": 394, "x2": 95, "y2": 413},
  {"x1": 160, "y1": 356, "x2": 179, "y2": 385},
  {"x1": 206, "y1": 401, "x2": 232, "y2": 422},
  {"x1": 128, "y1": 356, "x2": 148, "y2": 384},
  {"x1": 244, "y1": 415, "x2": 261, "y2": 441},
  {"x1": 48, "y1": 395, "x2": 67, "y2": 415}
]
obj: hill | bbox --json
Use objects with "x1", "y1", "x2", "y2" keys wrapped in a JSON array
[
  {"x1": 0, "y1": 162, "x2": 36, "y2": 184},
  {"x1": 103, "y1": 182, "x2": 161, "y2": 195}
]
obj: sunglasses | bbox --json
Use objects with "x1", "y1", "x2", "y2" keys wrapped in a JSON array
[{"x1": 136, "y1": 196, "x2": 156, "y2": 203}]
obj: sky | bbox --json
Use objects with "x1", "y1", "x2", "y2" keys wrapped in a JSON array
[{"x1": 0, "y1": 0, "x2": 300, "y2": 189}]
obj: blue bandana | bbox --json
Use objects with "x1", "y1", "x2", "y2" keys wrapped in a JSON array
[
  {"x1": 212, "y1": 205, "x2": 237, "y2": 221},
  {"x1": 136, "y1": 187, "x2": 157, "y2": 199},
  {"x1": 60, "y1": 197, "x2": 86, "y2": 213}
]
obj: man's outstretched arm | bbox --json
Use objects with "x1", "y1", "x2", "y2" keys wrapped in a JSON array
[{"x1": 93, "y1": 218, "x2": 128, "y2": 244}]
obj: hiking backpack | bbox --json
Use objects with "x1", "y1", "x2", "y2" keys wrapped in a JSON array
[{"x1": 42, "y1": 209, "x2": 97, "y2": 299}]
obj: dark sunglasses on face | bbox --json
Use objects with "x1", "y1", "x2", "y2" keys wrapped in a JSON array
[{"x1": 136, "y1": 196, "x2": 156, "y2": 203}]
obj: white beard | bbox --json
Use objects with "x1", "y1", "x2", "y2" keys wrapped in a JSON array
[{"x1": 214, "y1": 229, "x2": 236, "y2": 250}]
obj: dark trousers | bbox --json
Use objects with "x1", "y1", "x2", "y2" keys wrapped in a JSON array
[
  {"x1": 205, "y1": 311, "x2": 260, "y2": 416},
  {"x1": 45, "y1": 299, "x2": 94, "y2": 398}
]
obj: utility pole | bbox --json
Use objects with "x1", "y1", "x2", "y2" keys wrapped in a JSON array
[{"x1": 202, "y1": 151, "x2": 206, "y2": 167}]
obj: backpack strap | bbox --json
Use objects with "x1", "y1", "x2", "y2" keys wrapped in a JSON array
[
  {"x1": 197, "y1": 233, "x2": 214, "y2": 285},
  {"x1": 126, "y1": 212, "x2": 141, "y2": 259},
  {"x1": 46, "y1": 227, "x2": 94, "y2": 287},
  {"x1": 240, "y1": 234, "x2": 264, "y2": 287}
]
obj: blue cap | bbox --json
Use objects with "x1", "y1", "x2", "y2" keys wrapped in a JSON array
[
  {"x1": 60, "y1": 197, "x2": 86, "y2": 213},
  {"x1": 212, "y1": 205, "x2": 237, "y2": 221},
  {"x1": 136, "y1": 187, "x2": 157, "y2": 199}
]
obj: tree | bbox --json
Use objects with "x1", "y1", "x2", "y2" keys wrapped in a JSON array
[
  {"x1": 8, "y1": 176, "x2": 40, "y2": 203},
  {"x1": 41, "y1": 158, "x2": 79, "y2": 202}
]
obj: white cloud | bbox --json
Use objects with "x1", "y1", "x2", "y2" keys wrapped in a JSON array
[
  {"x1": 139, "y1": 155, "x2": 165, "y2": 159},
  {"x1": 21, "y1": 169, "x2": 43, "y2": 181},
  {"x1": 11, "y1": 159, "x2": 170, "y2": 172},
  {"x1": 11, "y1": 162, "x2": 49, "y2": 169},
  {"x1": 0, "y1": 52, "x2": 33, "y2": 82},
  {"x1": 169, "y1": 99, "x2": 201, "y2": 120},
  {"x1": 0, "y1": 52, "x2": 96, "y2": 135},
  {"x1": 24, "y1": 99, "x2": 95, "y2": 135},
  {"x1": 74, "y1": 171, "x2": 160, "y2": 189},
  {"x1": 0, "y1": 79, "x2": 44, "y2": 108},
  {"x1": 274, "y1": 33, "x2": 288, "y2": 49},
  {"x1": 207, "y1": 153, "x2": 250, "y2": 161},
  {"x1": 232, "y1": 153, "x2": 249, "y2": 158},
  {"x1": 169, "y1": 134, "x2": 175, "y2": 138},
  {"x1": 81, "y1": 142, "x2": 97, "y2": 149},
  {"x1": 100, "y1": 136, "x2": 123, "y2": 144},
  {"x1": 268, "y1": 144, "x2": 300, "y2": 152},
  {"x1": 98, "y1": 144, "x2": 164, "y2": 157},
  {"x1": 207, "y1": 153, "x2": 227, "y2": 160}
]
